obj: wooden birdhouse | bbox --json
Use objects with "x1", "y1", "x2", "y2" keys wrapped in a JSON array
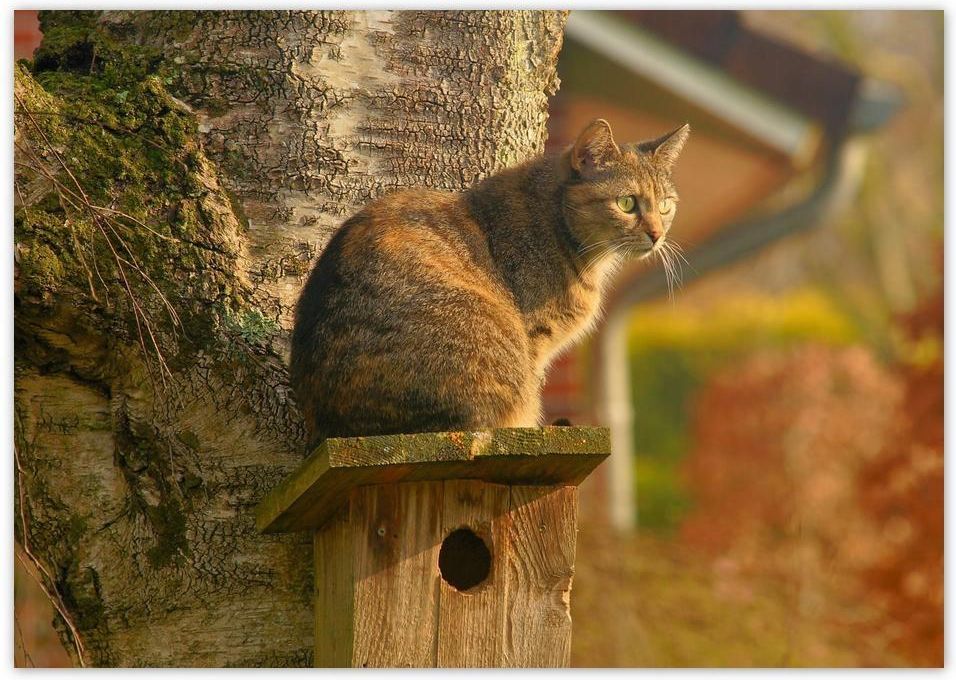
[{"x1": 255, "y1": 426, "x2": 609, "y2": 668}]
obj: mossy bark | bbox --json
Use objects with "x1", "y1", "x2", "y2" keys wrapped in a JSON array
[{"x1": 14, "y1": 10, "x2": 567, "y2": 667}]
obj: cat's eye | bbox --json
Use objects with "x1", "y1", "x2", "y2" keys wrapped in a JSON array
[
  {"x1": 659, "y1": 197, "x2": 675, "y2": 214},
  {"x1": 616, "y1": 195, "x2": 637, "y2": 213}
]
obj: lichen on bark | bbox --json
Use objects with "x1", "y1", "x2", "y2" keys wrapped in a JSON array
[{"x1": 15, "y1": 9, "x2": 567, "y2": 667}]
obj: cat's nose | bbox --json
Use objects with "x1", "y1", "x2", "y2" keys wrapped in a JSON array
[
  {"x1": 644, "y1": 216, "x2": 663, "y2": 243},
  {"x1": 647, "y1": 228, "x2": 662, "y2": 243}
]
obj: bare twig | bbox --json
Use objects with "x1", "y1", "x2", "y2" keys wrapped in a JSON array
[
  {"x1": 14, "y1": 132, "x2": 184, "y2": 331},
  {"x1": 14, "y1": 608, "x2": 36, "y2": 668},
  {"x1": 14, "y1": 116, "x2": 185, "y2": 385},
  {"x1": 14, "y1": 151, "x2": 158, "y2": 375},
  {"x1": 14, "y1": 443, "x2": 87, "y2": 667}
]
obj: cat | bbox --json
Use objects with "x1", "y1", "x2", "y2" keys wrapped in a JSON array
[{"x1": 290, "y1": 118, "x2": 688, "y2": 445}]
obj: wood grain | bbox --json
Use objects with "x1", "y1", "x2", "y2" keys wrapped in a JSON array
[
  {"x1": 436, "y1": 480, "x2": 511, "y2": 667},
  {"x1": 313, "y1": 506, "x2": 354, "y2": 667},
  {"x1": 310, "y1": 480, "x2": 582, "y2": 668},
  {"x1": 350, "y1": 482, "x2": 444, "y2": 667},
  {"x1": 501, "y1": 486, "x2": 578, "y2": 667},
  {"x1": 15, "y1": 10, "x2": 570, "y2": 666}
]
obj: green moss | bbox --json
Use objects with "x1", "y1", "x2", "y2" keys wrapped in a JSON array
[
  {"x1": 204, "y1": 97, "x2": 229, "y2": 118},
  {"x1": 175, "y1": 430, "x2": 201, "y2": 451},
  {"x1": 18, "y1": 241, "x2": 66, "y2": 299},
  {"x1": 222, "y1": 307, "x2": 281, "y2": 347},
  {"x1": 34, "y1": 10, "x2": 163, "y2": 86},
  {"x1": 15, "y1": 12, "x2": 251, "y2": 373},
  {"x1": 145, "y1": 500, "x2": 189, "y2": 569},
  {"x1": 114, "y1": 411, "x2": 194, "y2": 569}
]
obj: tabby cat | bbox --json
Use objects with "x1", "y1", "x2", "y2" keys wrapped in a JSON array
[{"x1": 290, "y1": 119, "x2": 689, "y2": 445}]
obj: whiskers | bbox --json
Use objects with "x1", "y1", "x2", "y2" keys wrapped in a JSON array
[
  {"x1": 576, "y1": 235, "x2": 633, "y2": 280},
  {"x1": 574, "y1": 232, "x2": 692, "y2": 304},
  {"x1": 655, "y1": 238, "x2": 691, "y2": 303}
]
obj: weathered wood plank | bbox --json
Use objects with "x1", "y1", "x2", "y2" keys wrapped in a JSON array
[
  {"x1": 256, "y1": 427, "x2": 609, "y2": 534},
  {"x1": 501, "y1": 486, "x2": 578, "y2": 667},
  {"x1": 313, "y1": 506, "x2": 353, "y2": 668},
  {"x1": 436, "y1": 480, "x2": 511, "y2": 667},
  {"x1": 350, "y1": 482, "x2": 443, "y2": 667},
  {"x1": 313, "y1": 480, "x2": 585, "y2": 668}
]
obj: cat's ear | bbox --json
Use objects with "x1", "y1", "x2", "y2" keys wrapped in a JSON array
[
  {"x1": 638, "y1": 123, "x2": 690, "y2": 170},
  {"x1": 571, "y1": 119, "x2": 621, "y2": 175}
]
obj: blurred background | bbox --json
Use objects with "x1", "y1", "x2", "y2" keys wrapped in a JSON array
[
  {"x1": 543, "y1": 9, "x2": 943, "y2": 668},
  {"x1": 14, "y1": 9, "x2": 943, "y2": 668}
]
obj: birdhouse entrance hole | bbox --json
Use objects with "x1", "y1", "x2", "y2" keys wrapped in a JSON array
[{"x1": 439, "y1": 527, "x2": 491, "y2": 591}]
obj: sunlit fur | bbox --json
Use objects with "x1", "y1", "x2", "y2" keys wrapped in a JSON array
[{"x1": 290, "y1": 119, "x2": 689, "y2": 445}]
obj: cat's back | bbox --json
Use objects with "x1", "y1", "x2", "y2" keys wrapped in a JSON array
[
  {"x1": 335, "y1": 188, "x2": 491, "y2": 272},
  {"x1": 302, "y1": 188, "x2": 510, "y2": 310}
]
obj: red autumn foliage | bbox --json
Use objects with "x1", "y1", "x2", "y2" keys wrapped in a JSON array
[
  {"x1": 857, "y1": 288, "x2": 943, "y2": 666},
  {"x1": 680, "y1": 290, "x2": 943, "y2": 666}
]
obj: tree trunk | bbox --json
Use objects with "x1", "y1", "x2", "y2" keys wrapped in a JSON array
[{"x1": 14, "y1": 10, "x2": 566, "y2": 667}]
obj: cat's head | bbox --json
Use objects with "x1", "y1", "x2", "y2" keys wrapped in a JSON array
[{"x1": 563, "y1": 118, "x2": 689, "y2": 260}]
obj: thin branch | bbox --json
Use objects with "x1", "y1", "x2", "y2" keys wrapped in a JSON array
[
  {"x1": 14, "y1": 608, "x2": 35, "y2": 668},
  {"x1": 15, "y1": 131, "x2": 185, "y2": 333},
  {"x1": 14, "y1": 135, "x2": 182, "y2": 382},
  {"x1": 14, "y1": 444, "x2": 87, "y2": 667}
]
